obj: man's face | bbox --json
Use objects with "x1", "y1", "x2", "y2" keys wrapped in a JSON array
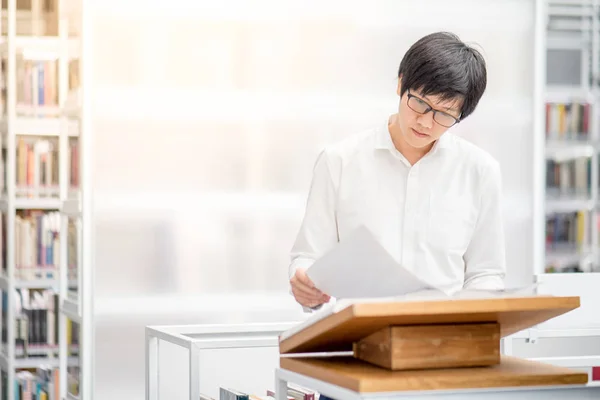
[{"x1": 396, "y1": 82, "x2": 462, "y2": 150}]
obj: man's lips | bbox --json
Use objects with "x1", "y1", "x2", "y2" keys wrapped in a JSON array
[{"x1": 412, "y1": 128, "x2": 429, "y2": 138}]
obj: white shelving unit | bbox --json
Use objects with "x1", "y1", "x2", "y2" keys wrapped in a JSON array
[
  {"x1": 0, "y1": 0, "x2": 91, "y2": 398},
  {"x1": 538, "y1": 0, "x2": 600, "y2": 274}
]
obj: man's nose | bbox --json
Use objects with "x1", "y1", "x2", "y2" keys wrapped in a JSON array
[{"x1": 417, "y1": 111, "x2": 434, "y2": 129}]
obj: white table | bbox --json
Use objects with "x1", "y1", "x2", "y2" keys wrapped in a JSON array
[
  {"x1": 145, "y1": 322, "x2": 600, "y2": 400},
  {"x1": 145, "y1": 322, "x2": 298, "y2": 400}
]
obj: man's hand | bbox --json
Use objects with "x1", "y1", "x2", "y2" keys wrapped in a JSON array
[{"x1": 290, "y1": 268, "x2": 330, "y2": 308}]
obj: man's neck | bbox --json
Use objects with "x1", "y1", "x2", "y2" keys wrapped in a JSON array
[{"x1": 388, "y1": 119, "x2": 433, "y2": 165}]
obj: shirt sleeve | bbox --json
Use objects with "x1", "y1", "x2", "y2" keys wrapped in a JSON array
[
  {"x1": 289, "y1": 149, "x2": 339, "y2": 282},
  {"x1": 462, "y1": 161, "x2": 506, "y2": 291}
]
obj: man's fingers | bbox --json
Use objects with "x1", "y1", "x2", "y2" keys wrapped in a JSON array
[
  {"x1": 292, "y1": 291, "x2": 314, "y2": 305},
  {"x1": 292, "y1": 285, "x2": 323, "y2": 302},
  {"x1": 291, "y1": 269, "x2": 331, "y2": 308},
  {"x1": 292, "y1": 286, "x2": 331, "y2": 308},
  {"x1": 292, "y1": 287, "x2": 327, "y2": 308},
  {"x1": 295, "y1": 269, "x2": 316, "y2": 288},
  {"x1": 294, "y1": 293, "x2": 321, "y2": 308},
  {"x1": 293, "y1": 270, "x2": 323, "y2": 295},
  {"x1": 293, "y1": 283, "x2": 323, "y2": 300},
  {"x1": 291, "y1": 276, "x2": 323, "y2": 298}
]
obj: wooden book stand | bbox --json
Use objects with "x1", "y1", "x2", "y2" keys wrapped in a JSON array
[{"x1": 279, "y1": 296, "x2": 588, "y2": 393}]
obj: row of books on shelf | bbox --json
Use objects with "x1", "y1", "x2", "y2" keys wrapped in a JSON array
[
  {"x1": 545, "y1": 211, "x2": 597, "y2": 273},
  {"x1": 544, "y1": 210, "x2": 600, "y2": 246},
  {"x1": 545, "y1": 102, "x2": 590, "y2": 140},
  {"x1": 0, "y1": 0, "x2": 82, "y2": 38},
  {"x1": 17, "y1": 138, "x2": 59, "y2": 197},
  {"x1": 15, "y1": 211, "x2": 60, "y2": 270},
  {"x1": 15, "y1": 137, "x2": 79, "y2": 197},
  {"x1": 0, "y1": 57, "x2": 80, "y2": 114},
  {"x1": 17, "y1": 59, "x2": 58, "y2": 108},
  {"x1": 1, "y1": 289, "x2": 79, "y2": 359},
  {"x1": 546, "y1": 159, "x2": 591, "y2": 195},
  {"x1": 545, "y1": 264, "x2": 583, "y2": 273},
  {"x1": 214, "y1": 384, "x2": 316, "y2": 400},
  {"x1": 545, "y1": 211, "x2": 586, "y2": 249},
  {"x1": 0, "y1": 137, "x2": 79, "y2": 198},
  {"x1": 1, "y1": 367, "x2": 59, "y2": 400},
  {"x1": 0, "y1": 211, "x2": 78, "y2": 280}
]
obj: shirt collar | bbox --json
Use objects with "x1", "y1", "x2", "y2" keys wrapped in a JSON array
[
  {"x1": 374, "y1": 120, "x2": 452, "y2": 154},
  {"x1": 374, "y1": 121, "x2": 396, "y2": 150}
]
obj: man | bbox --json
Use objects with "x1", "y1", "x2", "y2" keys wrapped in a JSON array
[{"x1": 289, "y1": 31, "x2": 506, "y2": 310}]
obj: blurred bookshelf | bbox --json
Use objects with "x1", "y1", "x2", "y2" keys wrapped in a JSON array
[
  {"x1": 0, "y1": 0, "x2": 88, "y2": 399},
  {"x1": 541, "y1": 0, "x2": 600, "y2": 275}
]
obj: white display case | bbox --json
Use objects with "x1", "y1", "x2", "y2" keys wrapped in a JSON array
[{"x1": 145, "y1": 322, "x2": 299, "y2": 400}]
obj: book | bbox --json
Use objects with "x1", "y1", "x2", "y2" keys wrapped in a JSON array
[
  {"x1": 267, "y1": 383, "x2": 315, "y2": 400},
  {"x1": 1, "y1": 288, "x2": 79, "y2": 359},
  {"x1": 219, "y1": 387, "x2": 249, "y2": 400}
]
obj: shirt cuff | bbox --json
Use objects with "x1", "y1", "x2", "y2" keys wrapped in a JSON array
[
  {"x1": 289, "y1": 257, "x2": 315, "y2": 280},
  {"x1": 464, "y1": 275, "x2": 505, "y2": 291}
]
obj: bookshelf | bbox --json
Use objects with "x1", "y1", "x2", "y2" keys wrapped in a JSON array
[
  {"x1": 535, "y1": 1, "x2": 600, "y2": 338},
  {"x1": 539, "y1": 0, "x2": 600, "y2": 275},
  {"x1": 0, "y1": 0, "x2": 90, "y2": 399}
]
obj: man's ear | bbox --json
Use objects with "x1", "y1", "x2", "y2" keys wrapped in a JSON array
[{"x1": 396, "y1": 76, "x2": 402, "y2": 96}]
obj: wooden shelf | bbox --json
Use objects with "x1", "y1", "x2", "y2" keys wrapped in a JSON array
[{"x1": 280, "y1": 356, "x2": 588, "y2": 393}]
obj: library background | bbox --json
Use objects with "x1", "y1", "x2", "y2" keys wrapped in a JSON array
[{"x1": 0, "y1": 0, "x2": 598, "y2": 399}]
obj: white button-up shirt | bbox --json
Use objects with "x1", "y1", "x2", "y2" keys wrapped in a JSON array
[{"x1": 289, "y1": 120, "x2": 506, "y2": 297}]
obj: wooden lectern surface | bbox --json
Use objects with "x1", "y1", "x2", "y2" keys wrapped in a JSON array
[
  {"x1": 279, "y1": 356, "x2": 589, "y2": 393},
  {"x1": 279, "y1": 296, "x2": 580, "y2": 354}
]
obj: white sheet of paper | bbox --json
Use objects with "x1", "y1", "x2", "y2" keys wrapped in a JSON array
[{"x1": 306, "y1": 225, "x2": 431, "y2": 299}]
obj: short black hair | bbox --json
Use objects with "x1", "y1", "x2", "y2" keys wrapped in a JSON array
[{"x1": 397, "y1": 32, "x2": 487, "y2": 120}]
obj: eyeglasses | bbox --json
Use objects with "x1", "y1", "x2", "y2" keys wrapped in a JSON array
[{"x1": 406, "y1": 91, "x2": 461, "y2": 128}]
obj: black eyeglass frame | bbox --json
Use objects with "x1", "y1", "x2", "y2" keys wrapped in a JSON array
[{"x1": 406, "y1": 90, "x2": 462, "y2": 128}]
